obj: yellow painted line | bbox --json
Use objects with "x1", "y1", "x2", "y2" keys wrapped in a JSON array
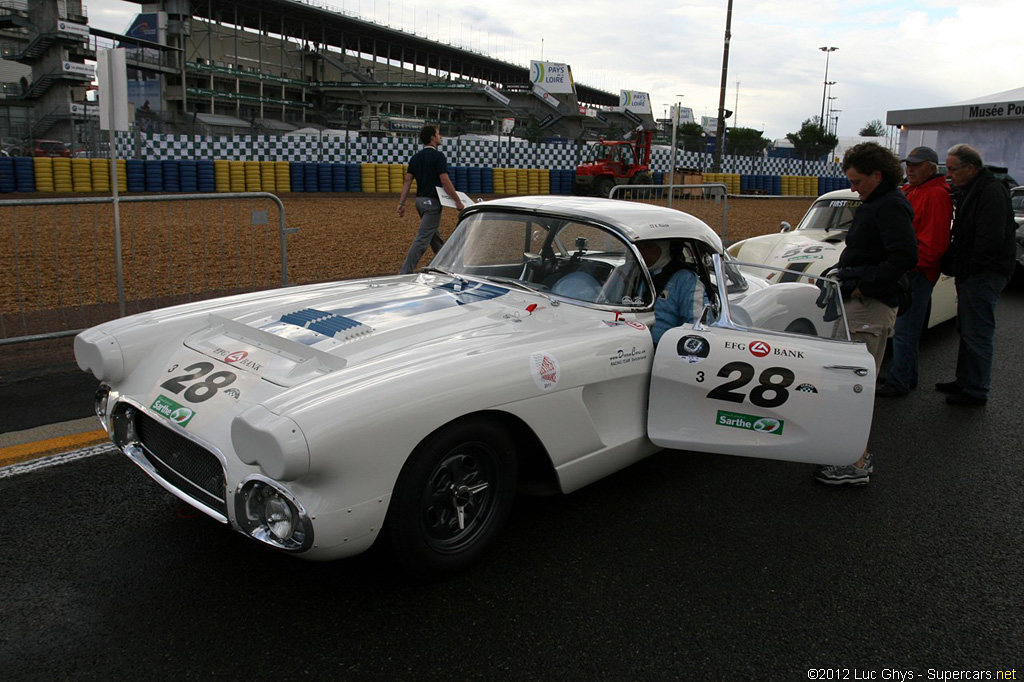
[{"x1": 0, "y1": 430, "x2": 110, "y2": 467}]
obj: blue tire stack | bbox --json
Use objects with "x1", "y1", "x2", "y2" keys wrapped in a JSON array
[
  {"x1": 178, "y1": 160, "x2": 198, "y2": 192},
  {"x1": 346, "y1": 163, "x2": 361, "y2": 191},
  {"x1": 0, "y1": 157, "x2": 17, "y2": 193},
  {"x1": 481, "y1": 167, "x2": 493, "y2": 194},
  {"x1": 332, "y1": 163, "x2": 347, "y2": 191},
  {"x1": 144, "y1": 160, "x2": 162, "y2": 192},
  {"x1": 303, "y1": 162, "x2": 318, "y2": 192},
  {"x1": 161, "y1": 160, "x2": 180, "y2": 192},
  {"x1": 467, "y1": 167, "x2": 482, "y2": 195},
  {"x1": 290, "y1": 162, "x2": 305, "y2": 192},
  {"x1": 126, "y1": 160, "x2": 145, "y2": 192},
  {"x1": 317, "y1": 163, "x2": 332, "y2": 192},
  {"x1": 196, "y1": 160, "x2": 215, "y2": 192},
  {"x1": 13, "y1": 157, "x2": 34, "y2": 192}
]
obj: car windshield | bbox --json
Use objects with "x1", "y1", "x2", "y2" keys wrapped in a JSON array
[
  {"x1": 429, "y1": 210, "x2": 650, "y2": 307},
  {"x1": 795, "y1": 197, "x2": 860, "y2": 232}
]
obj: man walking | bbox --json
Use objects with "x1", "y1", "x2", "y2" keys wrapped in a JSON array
[
  {"x1": 397, "y1": 125, "x2": 465, "y2": 274},
  {"x1": 936, "y1": 144, "x2": 1017, "y2": 406},
  {"x1": 877, "y1": 146, "x2": 952, "y2": 397}
]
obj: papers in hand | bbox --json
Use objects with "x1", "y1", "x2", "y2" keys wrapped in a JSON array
[{"x1": 436, "y1": 186, "x2": 473, "y2": 209}]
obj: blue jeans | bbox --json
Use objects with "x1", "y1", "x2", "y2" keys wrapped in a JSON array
[
  {"x1": 954, "y1": 271, "x2": 1008, "y2": 399},
  {"x1": 885, "y1": 271, "x2": 935, "y2": 391}
]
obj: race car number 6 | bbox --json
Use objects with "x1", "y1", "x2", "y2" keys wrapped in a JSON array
[
  {"x1": 705, "y1": 361, "x2": 795, "y2": 408},
  {"x1": 161, "y1": 361, "x2": 236, "y2": 403}
]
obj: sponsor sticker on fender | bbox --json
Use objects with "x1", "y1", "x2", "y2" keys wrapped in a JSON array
[
  {"x1": 530, "y1": 352, "x2": 560, "y2": 391},
  {"x1": 151, "y1": 394, "x2": 196, "y2": 427}
]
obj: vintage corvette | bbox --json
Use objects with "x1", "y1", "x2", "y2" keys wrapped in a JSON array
[
  {"x1": 726, "y1": 189, "x2": 957, "y2": 329},
  {"x1": 76, "y1": 196, "x2": 876, "y2": 577}
]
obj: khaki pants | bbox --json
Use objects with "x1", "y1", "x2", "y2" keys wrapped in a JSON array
[{"x1": 844, "y1": 296, "x2": 897, "y2": 375}]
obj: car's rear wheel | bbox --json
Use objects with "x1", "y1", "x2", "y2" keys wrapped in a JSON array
[{"x1": 386, "y1": 418, "x2": 517, "y2": 579}]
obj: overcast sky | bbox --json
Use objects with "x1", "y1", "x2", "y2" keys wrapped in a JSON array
[{"x1": 85, "y1": 0, "x2": 1024, "y2": 140}]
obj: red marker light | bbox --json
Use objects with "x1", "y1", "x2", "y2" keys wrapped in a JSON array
[{"x1": 526, "y1": 304, "x2": 538, "y2": 314}]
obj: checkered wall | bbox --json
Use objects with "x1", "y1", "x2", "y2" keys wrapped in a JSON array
[{"x1": 133, "y1": 133, "x2": 840, "y2": 177}]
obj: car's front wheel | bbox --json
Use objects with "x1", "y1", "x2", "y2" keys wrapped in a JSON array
[{"x1": 386, "y1": 417, "x2": 518, "y2": 579}]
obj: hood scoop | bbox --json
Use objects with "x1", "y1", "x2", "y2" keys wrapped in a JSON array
[{"x1": 268, "y1": 308, "x2": 375, "y2": 345}]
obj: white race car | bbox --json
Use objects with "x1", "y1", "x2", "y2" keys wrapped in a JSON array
[
  {"x1": 75, "y1": 196, "x2": 876, "y2": 578},
  {"x1": 726, "y1": 189, "x2": 957, "y2": 328}
]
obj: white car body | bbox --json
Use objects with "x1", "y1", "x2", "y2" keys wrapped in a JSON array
[
  {"x1": 76, "y1": 196, "x2": 876, "y2": 577},
  {"x1": 726, "y1": 189, "x2": 957, "y2": 328}
]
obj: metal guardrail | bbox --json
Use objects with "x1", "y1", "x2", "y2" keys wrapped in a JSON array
[
  {"x1": 609, "y1": 182, "x2": 729, "y2": 242},
  {"x1": 0, "y1": 193, "x2": 294, "y2": 345}
]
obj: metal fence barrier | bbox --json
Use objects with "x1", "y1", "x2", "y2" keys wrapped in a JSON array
[
  {"x1": 608, "y1": 183, "x2": 729, "y2": 242},
  {"x1": 0, "y1": 193, "x2": 292, "y2": 345}
]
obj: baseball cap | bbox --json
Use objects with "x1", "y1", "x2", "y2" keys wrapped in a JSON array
[{"x1": 902, "y1": 146, "x2": 938, "y2": 164}]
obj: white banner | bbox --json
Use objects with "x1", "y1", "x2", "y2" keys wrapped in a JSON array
[
  {"x1": 619, "y1": 90, "x2": 652, "y2": 115},
  {"x1": 57, "y1": 20, "x2": 90, "y2": 40},
  {"x1": 532, "y1": 84, "x2": 562, "y2": 110},
  {"x1": 701, "y1": 116, "x2": 720, "y2": 133},
  {"x1": 672, "y1": 105, "x2": 695, "y2": 125},
  {"x1": 530, "y1": 61, "x2": 575, "y2": 95},
  {"x1": 63, "y1": 61, "x2": 95, "y2": 78}
]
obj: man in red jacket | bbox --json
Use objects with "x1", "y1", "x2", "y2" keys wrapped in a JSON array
[{"x1": 876, "y1": 146, "x2": 953, "y2": 397}]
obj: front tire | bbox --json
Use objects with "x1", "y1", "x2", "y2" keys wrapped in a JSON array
[
  {"x1": 385, "y1": 418, "x2": 518, "y2": 579},
  {"x1": 594, "y1": 177, "x2": 615, "y2": 198}
]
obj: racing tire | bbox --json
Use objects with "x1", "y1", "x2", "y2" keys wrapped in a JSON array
[
  {"x1": 594, "y1": 177, "x2": 615, "y2": 198},
  {"x1": 385, "y1": 417, "x2": 518, "y2": 579}
]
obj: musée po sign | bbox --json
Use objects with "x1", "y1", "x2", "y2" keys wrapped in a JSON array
[{"x1": 964, "y1": 100, "x2": 1024, "y2": 121}]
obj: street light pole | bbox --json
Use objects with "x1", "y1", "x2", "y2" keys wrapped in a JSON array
[
  {"x1": 712, "y1": 0, "x2": 734, "y2": 173},
  {"x1": 819, "y1": 46, "x2": 837, "y2": 130}
]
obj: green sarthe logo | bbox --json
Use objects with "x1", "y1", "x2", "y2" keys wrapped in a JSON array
[
  {"x1": 150, "y1": 394, "x2": 196, "y2": 427},
  {"x1": 716, "y1": 410, "x2": 784, "y2": 435}
]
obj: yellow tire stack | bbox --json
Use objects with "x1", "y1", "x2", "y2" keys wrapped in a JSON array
[
  {"x1": 526, "y1": 169, "x2": 541, "y2": 194},
  {"x1": 116, "y1": 159, "x2": 127, "y2": 193},
  {"x1": 259, "y1": 161, "x2": 277, "y2": 192},
  {"x1": 275, "y1": 161, "x2": 290, "y2": 193},
  {"x1": 34, "y1": 158, "x2": 55, "y2": 192},
  {"x1": 214, "y1": 160, "x2": 230, "y2": 192},
  {"x1": 516, "y1": 169, "x2": 529, "y2": 195},
  {"x1": 52, "y1": 158, "x2": 73, "y2": 192},
  {"x1": 360, "y1": 163, "x2": 376, "y2": 193},
  {"x1": 492, "y1": 168, "x2": 506, "y2": 194},
  {"x1": 502, "y1": 168, "x2": 517, "y2": 195},
  {"x1": 374, "y1": 164, "x2": 389, "y2": 193},
  {"x1": 389, "y1": 164, "x2": 405, "y2": 193},
  {"x1": 90, "y1": 159, "x2": 110, "y2": 192},
  {"x1": 244, "y1": 161, "x2": 261, "y2": 192},
  {"x1": 71, "y1": 158, "x2": 92, "y2": 192},
  {"x1": 228, "y1": 161, "x2": 246, "y2": 192}
]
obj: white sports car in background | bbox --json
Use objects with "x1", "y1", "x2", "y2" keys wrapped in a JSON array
[
  {"x1": 726, "y1": 189, "x2": 957, "y2": 329},
  {"x1": 75, "y1": 196, "x2": 876, "y2": 578}
]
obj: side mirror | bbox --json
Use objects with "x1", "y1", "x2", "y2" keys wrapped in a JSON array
[{"x1": 780, "y1": 221, "x2": 793, "y2": 233}]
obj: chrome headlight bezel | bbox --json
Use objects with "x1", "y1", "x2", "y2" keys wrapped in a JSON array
[{"x1": 235, "y1": 477, "x2": 314, "y2": 552}]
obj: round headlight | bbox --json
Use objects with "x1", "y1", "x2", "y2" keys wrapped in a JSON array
[{"x1": 263, "y1": 491, "x2": 295, "y2": 541}]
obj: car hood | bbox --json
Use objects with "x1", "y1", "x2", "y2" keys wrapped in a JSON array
[{"x1": 84, "y1": 274, "x2": 620, "y2": 390}]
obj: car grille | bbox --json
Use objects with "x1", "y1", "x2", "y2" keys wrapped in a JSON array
[{"x1": 120, "y1": 406, "x2": 227, "y2": 516}]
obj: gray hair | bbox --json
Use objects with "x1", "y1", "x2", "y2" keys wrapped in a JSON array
[{"x1": 947, "y1": 143, "x2": 984, "y2": 169}]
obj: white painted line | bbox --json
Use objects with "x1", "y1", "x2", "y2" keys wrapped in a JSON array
[{"x1": 0, "y1": 443, "x2": 118, "y2": 479}]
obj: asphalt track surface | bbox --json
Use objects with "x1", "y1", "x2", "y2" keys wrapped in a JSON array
[{"x1": 2, "y1": 290, "x2": 1023, "y2": 680}]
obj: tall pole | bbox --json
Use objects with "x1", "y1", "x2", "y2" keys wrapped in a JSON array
[
  {"x1": 819, "y1": 46, "x2": 837, "y2": 130},
  {"x1": 711, "y1": 0, "x2": 733, "y2": 173}
]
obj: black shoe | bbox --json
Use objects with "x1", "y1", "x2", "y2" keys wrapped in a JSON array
[
  {"x1": 935, "y1": 381, "x2": 962, "y2": 394},
  {"x1": 946, "y1": 392, "x2": 987, "y2": 406},
  {"x1": 876, "y1": 383, "x2": 908, "y2": 397}
]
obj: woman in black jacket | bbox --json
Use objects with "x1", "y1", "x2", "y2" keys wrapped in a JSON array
[{"x1": 815, "y1": 142, "x2": 917, "y2": 486}]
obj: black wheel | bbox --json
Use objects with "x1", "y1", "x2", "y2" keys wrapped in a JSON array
[
  {"x1": 784, "y1": 318, "x2": 817, "y2": 336},
  {"x1": 594, "y1": 177, "x2": 615, "y2": 198},
  {"x1": 386, "y1": 418, "x2": 517, "y2": 579}
]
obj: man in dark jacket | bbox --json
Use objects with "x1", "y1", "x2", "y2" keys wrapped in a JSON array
[{"x1": 936, "y1": 144, "x2": 1017, "y2": 406}]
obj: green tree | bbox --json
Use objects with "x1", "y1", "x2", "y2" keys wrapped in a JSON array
[
  {"x1": 678, "y1": 122, "x2": 705, "y2": 153},
  {"x1": 859, "y1": 119, "x2": 886, "y2": 136},
  {"x1": 727, "y1": 127, "x2": 771, "y2": 157},
  {"x1": 786, "y1": 117, "x2": 838, "y2": 160}
]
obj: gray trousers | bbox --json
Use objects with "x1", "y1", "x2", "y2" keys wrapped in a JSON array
[{"x1": 399, "y1": 197, "x2": 444, "y2": 274}]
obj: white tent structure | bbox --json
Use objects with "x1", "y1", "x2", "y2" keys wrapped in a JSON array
[{"x1": 887, "y1": 87, "x2": 1024, "y2": 181}]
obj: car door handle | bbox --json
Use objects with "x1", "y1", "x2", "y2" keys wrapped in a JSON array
[{"x1": 824, "y1": 365, "x2": 870, "y2": 376}]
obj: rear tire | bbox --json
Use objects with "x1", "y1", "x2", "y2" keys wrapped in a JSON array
[
  {"x1": 594, "y1": 177, "x2": 615, "y2": 198},
  {"x1": 385, "y1": 418, "x2": 517, "y2": 579}
]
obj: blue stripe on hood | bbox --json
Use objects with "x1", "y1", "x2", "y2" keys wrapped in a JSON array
[{"x1": 260, "y1": 280, "x2": 509, "y2": 345}]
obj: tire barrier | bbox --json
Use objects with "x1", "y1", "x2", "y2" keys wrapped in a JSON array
[{"x1": 6, "y1": 158, "x2": 851, "y2": 197}]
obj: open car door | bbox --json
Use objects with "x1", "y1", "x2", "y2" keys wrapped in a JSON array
[{"x1": 648, "y1": 255, "x2": 875, "y2": 466}]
